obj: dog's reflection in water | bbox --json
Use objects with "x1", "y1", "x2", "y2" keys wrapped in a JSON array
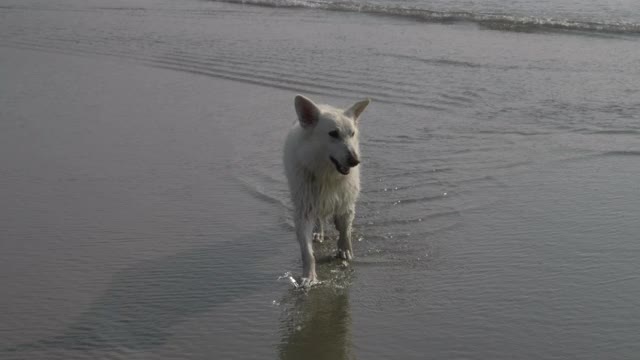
[{"x1": 279, "y1": 258, "x2": 355, "y2": 360}]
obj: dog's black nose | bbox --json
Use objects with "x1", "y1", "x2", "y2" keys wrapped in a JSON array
[{"x1": 347, "y1": 155, "x2": 360, "y2": 167}]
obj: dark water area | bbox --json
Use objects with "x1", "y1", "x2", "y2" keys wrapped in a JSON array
[{"x1": 1, "y1": 0, "x2": 640, "y2": 359}]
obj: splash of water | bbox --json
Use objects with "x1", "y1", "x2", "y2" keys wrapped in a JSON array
[{"x1": 278, "y1": 272, "x2": 300, "y2": 289}]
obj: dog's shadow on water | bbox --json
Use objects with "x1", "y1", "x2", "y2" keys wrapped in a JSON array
[
  {"x1": 278, "y1": 253, "x2": 356, "y2": 360},
  {"x1": 6, "y1": 233, "x2": 276, "y2": 353}
]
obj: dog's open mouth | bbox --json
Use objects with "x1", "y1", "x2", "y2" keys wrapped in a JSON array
[{"x1": 330, "y1": 156, "x2": 350, "y2": 175}]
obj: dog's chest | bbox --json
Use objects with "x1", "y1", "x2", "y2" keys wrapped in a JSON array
[{"x1": 311, "y1": 173, "x2": 359, "y2": 217}]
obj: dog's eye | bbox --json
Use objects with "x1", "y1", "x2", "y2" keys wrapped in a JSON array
[
  {"x1": 349, "y1": 130, "x2": 355, "y2": 137},
  {"x1": 328, "y1": 130, "x2": 339, "y2": 138}
]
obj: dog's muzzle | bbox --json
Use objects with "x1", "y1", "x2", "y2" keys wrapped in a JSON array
[
  {"x1": 347, "y1": 154, "x2": 360, "y2": 167},
  {"x1": 330, "y1": 155, "x2": 359, "y2": 175}
]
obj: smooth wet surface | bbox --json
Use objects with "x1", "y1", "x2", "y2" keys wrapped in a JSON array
[{"x1": 1, "y1": 0, "x2": 640, "y2": 359}]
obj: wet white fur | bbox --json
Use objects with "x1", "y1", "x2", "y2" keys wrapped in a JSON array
[{"x1": 283, "y1": 95, "x2": 370, "y2": 287}]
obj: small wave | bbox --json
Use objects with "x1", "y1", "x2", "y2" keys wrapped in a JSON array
[
  {"x1": 368, "y1": 210, "x2": 460, "y2": 227},
  {"x1": 574, "y1": 128, "x2": 640, "y2": 136},
  {"x1": 372, "y1": 193, "x2": 450, "y2": 206},
  {"x1": 211, "y1": 0, "x2": 640, "y2": 35},
  {"x1": 599, "y1": 150, "x2": 640, "y2": 157}
]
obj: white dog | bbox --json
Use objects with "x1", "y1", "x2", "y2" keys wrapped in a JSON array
[{"x1": 283, "y1": 94, "x2": 370, "y2": 287}]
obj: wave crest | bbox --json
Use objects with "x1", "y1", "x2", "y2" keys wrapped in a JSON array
[{"x1": 212, "y1": 0, "x2": 640, "y2": 35}]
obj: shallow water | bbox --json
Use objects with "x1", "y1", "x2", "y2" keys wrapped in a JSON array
[{"x1": 1, "y1": 0, "x2": 640, "y2": 359}]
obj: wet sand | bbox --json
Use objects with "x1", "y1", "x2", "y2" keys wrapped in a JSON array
[
  {"x1": 0, "y1": 47, "x2": 293, "y2": 359},
  {"x1": 2, "y1": 1, "x2": 640, "y2": 359}
]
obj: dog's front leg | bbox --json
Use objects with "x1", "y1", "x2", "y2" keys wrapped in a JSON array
[
  {"x1": 334, "y1": 210, "x2": 354, "y2": 260},
  {"x1": 312, "y1": 218, "x2": 324, "y2": 243},
  {"x1": 295, "y1": 214, "x2": 317, "y2": 287}
]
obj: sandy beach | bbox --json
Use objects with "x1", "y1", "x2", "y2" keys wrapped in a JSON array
[
  {"x1": 1, "y1": 46, "x2": 290, "y2": 358},
  {"x1": 2, "y1": 0, "x2": 640, "y2": 359}
]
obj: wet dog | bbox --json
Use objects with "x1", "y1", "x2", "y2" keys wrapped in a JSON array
[{"x1": 283, "y1": 95, "x2": 370, "y2": 287}]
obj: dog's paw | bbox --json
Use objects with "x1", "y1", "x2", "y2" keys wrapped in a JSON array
[
  {"x1": 312, "y1": 232, "x2": 324, "y2": 243},
  {"x1": 336, "y1": 249, "x2": 353, "y2": 261},
  {"x1": 299, "y1": 277, "x2": 320, "y2": 289}
]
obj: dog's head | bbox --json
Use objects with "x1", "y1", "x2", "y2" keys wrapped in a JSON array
[{"x1": 294, "y1": 95, "x2": 370, "y2": 175}]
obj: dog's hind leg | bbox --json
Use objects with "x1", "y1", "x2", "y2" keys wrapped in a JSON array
[
  {"x1": 334, "y1": 210, "x2": 354, "y2": 260},
  {"x1": 312, "y1": 218, "x2": 324, "y2": 243},
  {"x1": 295, "y1": 215, "x2": 317, "y2": 287}
]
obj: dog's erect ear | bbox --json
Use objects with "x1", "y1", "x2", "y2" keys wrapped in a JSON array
[
  {"x1": 344, "y1": 98, "x2": 370, "y2": 123},
  {"x1": 295, "y1": 95, "x2": 320, "y2": 128}
]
